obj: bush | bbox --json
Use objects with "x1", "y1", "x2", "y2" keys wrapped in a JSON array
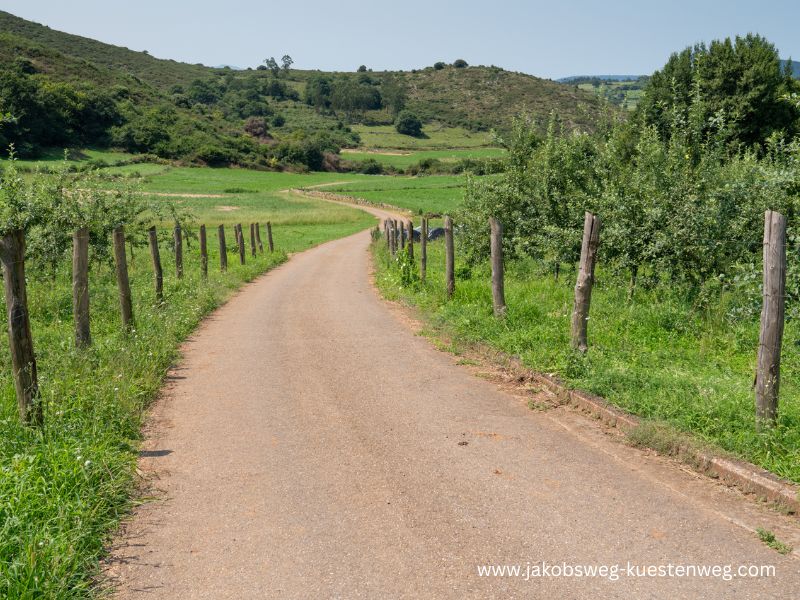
[
  {"x1": 453, "y1": 59, "x2": 468, "y2": 68},
  {"x1": 395, "y1": 110, "x2": 423, "y2": 137},
  {"x1": 358, "y1": 158, "x2": 383, "y2": 174},
  {"x1": 433, "y1": 62, "x2": 446, "y2": 70}
]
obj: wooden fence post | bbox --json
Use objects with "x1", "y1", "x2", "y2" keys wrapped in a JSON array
[
  {"x1": 407, "y1": 220, "x2": 414, "y2": 260},
  {"x1": 113, "y1": 225, "x2": 134, "y2": 331},
  {"x1": 72, "y1": 227, "x2": 91, "y2": 347},
  {"x1": 174, "y1": 223, "x2": 183, "y2": 279},
  {"x1": 490, "y1": 217, "x2": 506, "y2": 317},
  {"x1": 200, "y1": 224, "x2": 208, "y2": 280},
  {"x1": 384, "y1": 220, "x2": 390, "y2": 249},
  {"x1": 755, "y1": 209, "x2": 787, "y2": 428},
  {"x1": 389, "y1": 220, "x2": 396, "y2": 255},
  {"x1": 218, "y1": 225, "x2": 228, "y2": 272},
  {"x1": 571, "y1": 212, "x2": 601, "y2": 353},
  {"x1": 267, "y1": 221, "x2": 274, "y2": 253},
  {"x1": 0, "y1": 229, "x2": 41, "y2": 425},
  {"x1": 256, "y1": 222, "x2": 263, "y2": 253},
  {"x1": 445, "y1": 215, "x2": 455, "y2": 299},
  {"x1": 420, "y1": 217, "x2": 427, "y2": 282},
  {"x1": 148, "y1": 226, "x2": 163, "y2": 301},
  {"x1": 249, "y1": 223, "x2": 256, "y2": 258},
  {"x1": 237, "y1": 223, "x2": 246, "y2": 265}
]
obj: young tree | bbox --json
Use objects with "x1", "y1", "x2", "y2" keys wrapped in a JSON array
[
  {"x1": 263, "y1": 57, "x2": 280, "y2": 77},
  {"x1": 281, "y1": 55, "x2": 294, "y2": 73},
  {"x1": 395, "y1": 110, "x2": 422, "y2": 137}
]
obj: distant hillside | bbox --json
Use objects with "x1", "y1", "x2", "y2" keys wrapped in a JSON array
[
  {"x1": 0, "y1": 10, "x2": 610, "y2": 168},
  {"x1": 782, "y1": 59, "x2": 800, "y2": 78},
  {"x1": 557, "y1": 75, "x2": 644, "y2": 83}
]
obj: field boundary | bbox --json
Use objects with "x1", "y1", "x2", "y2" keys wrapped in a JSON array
[{"x1": 294, "y1": 188, "x2": 413, "y2": 216}]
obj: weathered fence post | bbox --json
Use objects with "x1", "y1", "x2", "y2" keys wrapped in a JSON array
[
  {"x1": 400, "y1": 220, "x2": 406, "y2": 250},
  {"x1": 148, "y1": 226, "x2": 163, "y2": 301},
  {"x1": 389, "y1": 220, "x2": 396, "y2": 255},
  {"x1": 445, "y1": 215, "x2": 455, "y2": 299},
  {"x1": 174, "y1": 223, "x2": 183, "y2": 279},
  {"x1": 571, "y1": 212, "x2": 601, "y2": 353},
  {"x1": 755, "y1": 209, "x2": 787, "y2": 429},
  {"x1": 72, "y1": 227, "x2": 91, "y2": 347},
  {"x1": 406, "y1": 220, "x2": 414, "y2": 261},
  {"x1": 420, "y1": 217, "x2": 427, "y2": 282},
  {"x1": 490, "y1": 217, "x2": 506, "y2": 317},
  {"x1": 0, "y1": 229, "x2": 41, "y2": 425},
  {"x1": 113, "y1": 225, "x2": 134, "y2": 331},
  {"x1": 237, "y1": 224, "x2": 246, "y2": 265},
  {"x1": 256, "y1": 221, "x2": 264, "y2": 253},
  {"x1": 200, "y1": 224, "x2": 208, "y2": 280},
  {"x1": 267, "y1": 221, "x2": 274, "y2": 253},
  {"x1": 218, "y1": 225, "x2": 228, "y2": 272},
  {"x1": 384, "y1": 220, "x2": 390, "y2": 249},
  {"x1": 249, "y1": 223, "x2": 256, "y2": 258}
]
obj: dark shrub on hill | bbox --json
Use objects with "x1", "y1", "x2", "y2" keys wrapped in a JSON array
[
  {"x1": 395, "y1": 110, "x2": 423, "y2": 137},
  {"x1": 358, "y1": 158, "x2": 383, "y2": 174},
  {"x1": 244, "y1": 116, "x2": 268, "y2": 138},
  {"x1": 433, "y1": 62, "x2": 446, "y2": 70},
  {"x1": 453, "y1": 59, "x2": 468, "y2": 68}
]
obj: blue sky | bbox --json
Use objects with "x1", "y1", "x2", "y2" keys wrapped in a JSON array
[{"x1": 3, "y1": 1, "x2": 799, "y2": 79}]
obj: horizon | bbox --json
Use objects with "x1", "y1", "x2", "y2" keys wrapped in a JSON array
[{"x1": 1, "y1": 1, "x2": 799, "y2": 80}]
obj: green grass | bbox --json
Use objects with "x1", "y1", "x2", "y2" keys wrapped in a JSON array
[
  {"x1": 351, "y1": 124, "x2": 496, "y2": 150},
  {"x1": 0, "y1": 168, "x2": 375, "y2": 598},
  {"x1": 341, "y1": 147, "x2": 506, "y2": 169},
  {"x1": 0, "y1": 148, "x2": 139, "y2": 170},
  {"x1": 326, "y1": 175, "x2": 467, "y2": 214},
  {"x1": 756, "y1": 528, "x2": 793, "y2": 555},
  {"x1": 373, "y1": 240, "x2": 800, "y2": 485}
]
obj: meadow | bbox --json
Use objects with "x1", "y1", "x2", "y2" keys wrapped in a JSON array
[
  {"x1": 341, "y1": 147, "x2": 506, "y2": 170},
  {"x1": 0, "y1": 165, "x2": 375, "y2": 598},
  {"x1": 325, "y1": 175, "x2": 468, "y2": 215},
  {"x1": 350, "y1": 124, "x2": 496, "y2": 150}
]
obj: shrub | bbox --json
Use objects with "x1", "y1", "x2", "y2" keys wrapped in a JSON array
[
  {"x1": 433, "y1": 62, "x2": 446, "y2": 70},
  {"x1": 453, "y1": 59, "x2": 468, "y2": 68},
  {"x1": 395, "y1": 110, "x2": 423, "y2": 137}
]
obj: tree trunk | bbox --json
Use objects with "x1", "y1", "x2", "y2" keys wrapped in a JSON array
[
  {"x1": 72, "y1": 227, "x2": 91, "y2": 348},
  {"x1": 490, "y1": 217, "x2": 506, "y2": 317},
  {"x1": 0, "y1": 229, "x2": 41, "y2": 425},
  {"x1": 218, "y1": 225, "x2": 228, "y2": 272},
  {"x1": 755, "y1": 210, "x2": 786, "y2": 429},
  {"x1": 113, "y1": 225, "x2": 134, "y2": 331},
  {"x1": 174, "y1": 223, "x2": 183, "y2": 279},
  {"x1": 420, "y1": 217, "x2": 427, "y2": 282},
  {"x1": 148, "y1": 226, "x2": 163, "y2": 301},
  {"x1": 571, "y1": 212, "x2": 601, "y2": 353},
  {"x1": 200, "y1": 224, "x2": 208, "y2": 280},
  {"x1": 445, "y1": 215, "x2": 455, "y2": 299}
]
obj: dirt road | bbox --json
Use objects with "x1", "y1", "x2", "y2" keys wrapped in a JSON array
[{"x1": 108, "y1": 204, "x2": 799, "y2": 598}]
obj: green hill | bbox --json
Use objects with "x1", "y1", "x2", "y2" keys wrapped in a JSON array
[{"x1": 0, "y1": 10, "x2": 609, "y2": 168}]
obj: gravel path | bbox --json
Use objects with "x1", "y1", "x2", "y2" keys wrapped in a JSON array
[{"x1": 107, "y1": 204, "x2": 799, "y2": 598}]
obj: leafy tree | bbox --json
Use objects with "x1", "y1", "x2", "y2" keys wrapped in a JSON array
[
  {"x1": 395, "y1": 110, "x2": 422, "y2": 136},
  {"x1": 638, "y1": 34, "x2": 800, "y2": 148},
  {"x1": 305, "y1": 74, "x2": 332, "y2": 110},
  {"x1": 453, "y1": 59, "x2": 468, "y2": 68},
  {"x1": 433, "y1": 62, "x2": 446, "y2": 70},
  {"x1": 358, "y1": 65, "x2": 368, "y2": 73},
  {"x1": 263, "y1": 57, "x2": 280, "y2": 77},
  {"x1": 381, "y1": 74, "x2": 407, "y2": 116},
  {"x1": 281, "y1": 55, "x2": 294, "y2": 73}
]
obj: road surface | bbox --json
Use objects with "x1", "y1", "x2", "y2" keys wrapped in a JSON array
[{"x1": 107, "y1": 203, "x2": 799, "y2": 598}]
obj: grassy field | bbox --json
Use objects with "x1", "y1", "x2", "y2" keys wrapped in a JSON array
[
  {"x1": 0, "y1": 167, "x2": 375, "y2": 598},
  {"x1": 341, "y1": 147, "x2": 505, "y2": 169},
  {"x1": 373, "y1": 240, "x2": 800, "y2": 485},
  {"x1": 325, "y1": 176, "x2": 467, "y2": 214},
  {"x1": 577, "y1": 80, "x2": 644, "y2": 110},
  {"x1": 0, "y1": 148, "x2": 140, "y2": 170},
  {"x1": 351, "y1": 124, "x2": 496, "y2": 150}
]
